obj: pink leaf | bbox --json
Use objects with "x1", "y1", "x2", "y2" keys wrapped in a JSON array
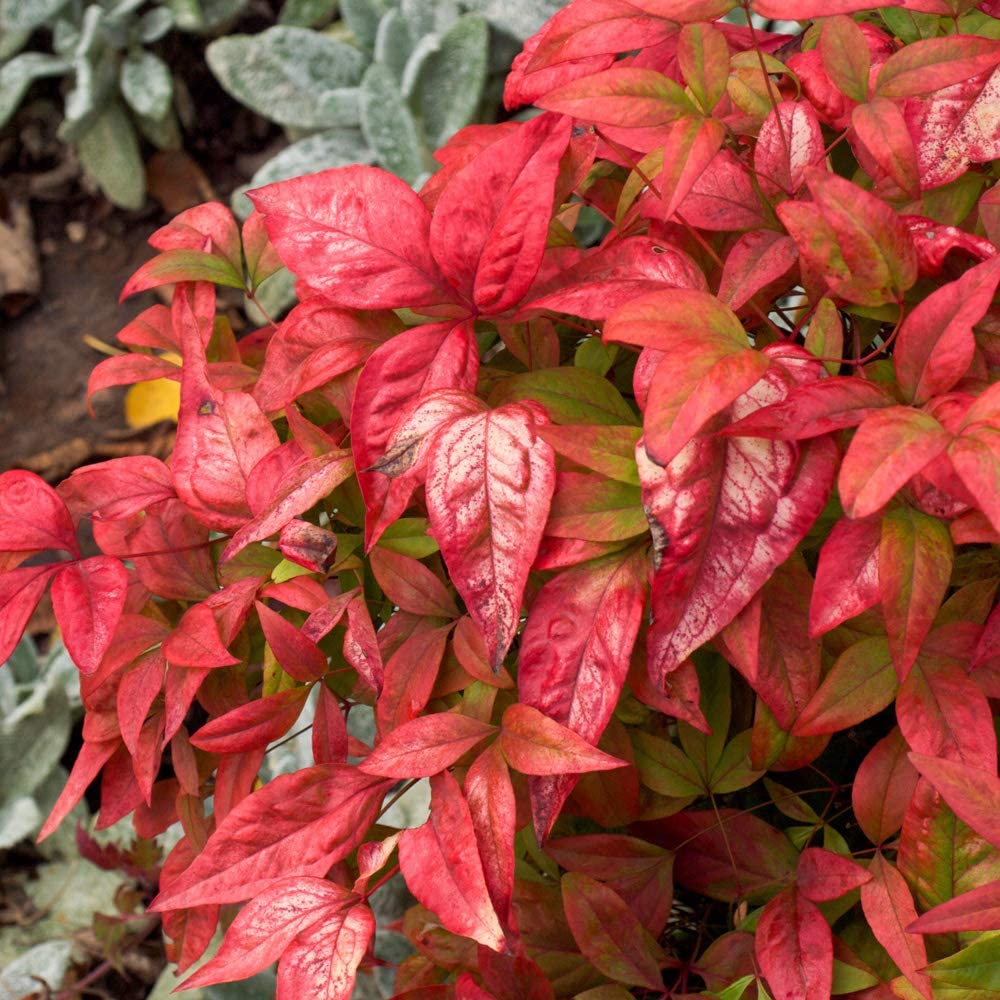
[
  {"x1": 754, "y1": 101, "x2": 825, "y2": 200},
  {"x1": 796, "y1": 847, "x2": 871, "y2": 902},
  {"x1": 190, "y1": 687, "x2": 310, "y2": 754},
  {"x1": 0, "y1": 563, "x2": 59, "y2": 664},
  {"x1": 718, "y1": 231, "x2": 798, "y2": 312},
  {"x1": 276, "y1": 902, "x2": 374, "y2": 1000},
  {"x1": 171, "y1": 284, "x2": 279, "y2": 531},
  {"x1": 0, "y1": 470, "x2": 78, "y2": 556},
  {"x1": 181, "y1": 876, "x2": 355, "y2": 989},
  {"x1": 852, "y1": 727, "x2": 919, "y2": 845},
  {"x1": 426, "y1": 402, "x2": 556, "y2": 669},
  {"x1": 58, "y1": 457, "x2": 174, "y2": 522},
  {"x1": 352, "y1": 321, "x2": 479, "y2": 548},
  {"x1": 908, "y1": 881, "x2": 1000, "y2": 934},
  {"x1": 517, "y1": 548, "x2": 648, "y2": 838},
  {"x1": 894, "y1": 256, "x2": 1000, "y2": 404},
  {"x1": 51, "y1": 556, "x2": 129, "y2": 675},
  {"x1": 860, "y1": 853, "x2": 931, "y2": 1000},
  {"x1": 151, "y1": 765, "x2": 392, "y2": 909},
  {"x1": 430, "y1": 113, "x2": 571, "y2": 314},
  {"x1": 755, "y1": 886, "x2": 833, "y2": 1000},
  {"x1": 359, "y1": 713, "x2": 496, "y2": 778},
  {"x1": 839, "y1": 407, "x2": 952, "y2": 519},
  {"x1": 638, "y1": 369, "x2": 837, "y2": 682},
  {"x1": 465, "y1": 743, "x2": 516, "y2": 927},
  {"x1": 249, "y1": 166, "x2": 450, "y2": 309},
  {"x1": 398, "y1": 771, "x2": 506, "y2": 951},
  {"x1": 908, "y1": 753, "x2": 1000, "y2": 852},
  {"x1": 221, "y1": 451, "x2": 355, "y2": 562},
  {"x1": 810, "y1": 516, "x2": 881, "y2": 637},
  {"x1": 499, "y1": 703, "x2": 627, "y2": 776}
]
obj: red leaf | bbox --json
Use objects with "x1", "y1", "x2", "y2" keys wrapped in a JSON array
[
  {"x1": 38, "y1": 738, "x2": 118, "y2": 842},
  {"x1": 879, "y1": 508, "x2": 953, "y2": 677},
  {"x1": 252, "y1": 300, "x2": 400, "y2": 412},
  {"x1": 777, "y1": 168, "x2": 917, "y2": 307},
  {"x1": 222, "y1": 451, "x2": 355, "y2": 562},
  {"x1": 163, "y1": 603, "x2": 240, "y2": 669},
  {"x1": 519, "y1": 236, "x2": 706, "y2": 322},
  {"x1": 118, "y1": 649, "x2": 167, "y2": 758},
  {"x1": 839, "y1": 407, "x2": 952, "y2": 519},
  {"x1": 725, "y1": 377, "x2": 895, "y2": 441},
  {"x1": 875, "y1": 35, "x2": 1000, "y2": 99},
  {"x1": 398, "y1": 771, "x2": 506, "y2": 951},
  {"x1": 51, "y1": 556, "x2": 129, "y2": 675},
  {"x1": 517, "y1": 548, "x2": 648, "y2": 837},
  {"x1": 537, "y1": 66, "x2": 696, "y2": 128},
  {"x1": 852, "y1": 727, "x2": 919, "y2": 845},
  {"x1": 752, "y1": 0, "x2": 887, "y2": 15},
  {"x1": 820, "y1": 15, "x2": 872, "y2": 105},
  {"x1": 718, "y1": 554, "x2": 821, "y2": 730},
  {"x1": 671, "y1": 149, "x2": 770, "y2": 231},
  {"x1": 426, "y1": 403, "x2": 555, "y2": 670},
  {"x1": 796, "y1": 848, "x2": 871, "y2": 902},
  {"x1": 242, "y1": 210, "x2": 283, "y2": 290},
  {"x1": 312, "y1": 685, "x2": 348, "y2": 765},
  {"x1": 0, "y1": 470, "x2": 78, "y2": 555},
  {"x1": 894, "y1": 257, "x2": 1000, "y2": 404},
  {"x1": 810, "y1": 516, "x2": 881, "y2": 637},
  {"x1": 430, "y1": 113, "x2": 571, "y2": 314},
  {"x1": 754, "y1": 101, "x2": 825, "y2": 200},
  {"x1": 171, "y1": 284, "x2": 279, "y2": 531},
  {"x1": 561, "y1": 873, "x2": 665, "y2": 991},
  {"x1": 641, "y1": 118, "x2": 727, "y2": 223},
  {"x1": 249, "y1": 166, "x2": 450, "y2": 310},
  {"x1": 0, "y1": 563, "x2": 59, "y2": 665},
  {"x1": 851, "y1": 98, "x2": 921, "y2": 199},
  {"x1": 278, "y1": 521, "x2": 338, "y2": 575},
  {"x1": 638, "y1": 368, "x2": 837, "y2": 682},
  {"x1": 465, "y1": 743, "x2": 516, "y2": 927},
  {"x1": 717, "y1": 231, "x2": 798, "y2": 312},
  {"x1": 276, "y1": 901, "x2": 374, "y2": 1000},
  {"x1": 755, "y1": 886, "x2": 833, "y2": 1000},
  {"x1": 905, "y1": 67, "x2": 1000, "y2": 189},
  {"x1": 908, "y1": 753, "x2": 1000, "y2": 852},
  {"x1": 376, "y1": 622, "x2": 450, "y2": 734},
  {"x1": 147, "y1": 202, "x2": 241, "y2": 268},
  {"x1": 898, "y1": 656, "x2": 996, "y2": 770},
  {"x1": 181, "y1": 876, "x2": 355, "y2": 989},
  {"x1": 58, "y1": 457, "x2": 175, "y2": 522},
  {"x1": 190, "y1": 687, "x2": 310, "y2": 754},
  {"x1": 359, "y1": 713, "x2": 496, "y2": 778},
  {"x1": 152, "y1": 765, "x2": 392, "y2": 908},
  {"x1": 860, "y1": 853, "x2": 931, "y2": 1000},
  {"x1": 256, "y1": 601, "x2": 329, "y2": 683},
  {"x1": 352, "y1": 320, "x2": 479, "y2": 548},
  {"x1": 949, "y1": 381, "x2": 1000, "y2": 533},
  {"x1": 908, "y1": 881, "x2": 1000, "y2": 934},
  {"x1": 500, "y1": 703, "x2": 627, "y2": 777},
  {"x1": 369, "y1": 547, "x2": 459, "y2": 619}
]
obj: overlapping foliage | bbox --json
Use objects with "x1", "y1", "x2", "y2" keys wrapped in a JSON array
[{"x1": 3, "y1": 0, "x2": 1000, "y2": 996}]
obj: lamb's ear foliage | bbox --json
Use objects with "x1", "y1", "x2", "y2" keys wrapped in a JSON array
[{"x1": 1, "y1": 1, "x2": 999, "y2": 997}]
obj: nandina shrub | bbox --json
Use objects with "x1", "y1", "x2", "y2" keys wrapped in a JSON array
[{"x1": 3, "y1": 0, "x2": 1000, "y2": 996}]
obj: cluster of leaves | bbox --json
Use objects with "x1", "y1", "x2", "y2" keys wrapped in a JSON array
[{"x1": 4, "y1": 0, "x2": 1000, "y2": 996}]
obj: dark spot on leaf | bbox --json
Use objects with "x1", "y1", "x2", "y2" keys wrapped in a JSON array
[{"x1": 198, "y1": 400, "x2": 215, "y2": 416}]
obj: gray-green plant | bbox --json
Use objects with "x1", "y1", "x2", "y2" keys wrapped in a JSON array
[
  {"x1": 212, "y1": 0, "x2": 563, "y2": 208},
  {"x1": 0, "y1": 0, "x2": 253, "y2": 210}
]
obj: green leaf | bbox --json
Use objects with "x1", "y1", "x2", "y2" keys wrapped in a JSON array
[
  {"x1": 206, "y1": 26, "x2": 367, "y2": 129},
  {"x1": 413, "y1": 13, "x2": 488, "y2": 148},
  {"x1": 359, "y1": 62, "x2": 428, "y2": 185},
  {"x1": 575, "y1": 336, "x2": 618, "y2": 375},
  {"x1": 926, "y1": 934, "x2": 1000, "y2": 996},
  {"x1": 374, "y1": 6, "x2": 414, "y2": 80},
  {"x1": 0, "y1": 0, "x2": 70, "y2": 31},
  {"x1": 489, "y1": 368, "x2": 638, "y2": 426},
  {"x1": 278, "y1": 0, "x2": 338, "y2": 27},
  {"x1": 75, "y1": 101, "x2": 145, "y2": 209},
  {"x1": 0, "y1": 53, "x2": 70, "y2": 129},
  {"x1": 340, "y1": 0, "x2": 383, "y2": 51},
  {"x1": 831, "y1": 960, "x2": 879, "y2": 994},
  {"x1": 376, "y1": 518, "x2": 439, "y2": 558},
  {"x1": 632, "y1": 731, "x2": 705, "y2": 797},
  {"x1": 120, "y1": 50, "x2": 173, "y2": 121}
]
